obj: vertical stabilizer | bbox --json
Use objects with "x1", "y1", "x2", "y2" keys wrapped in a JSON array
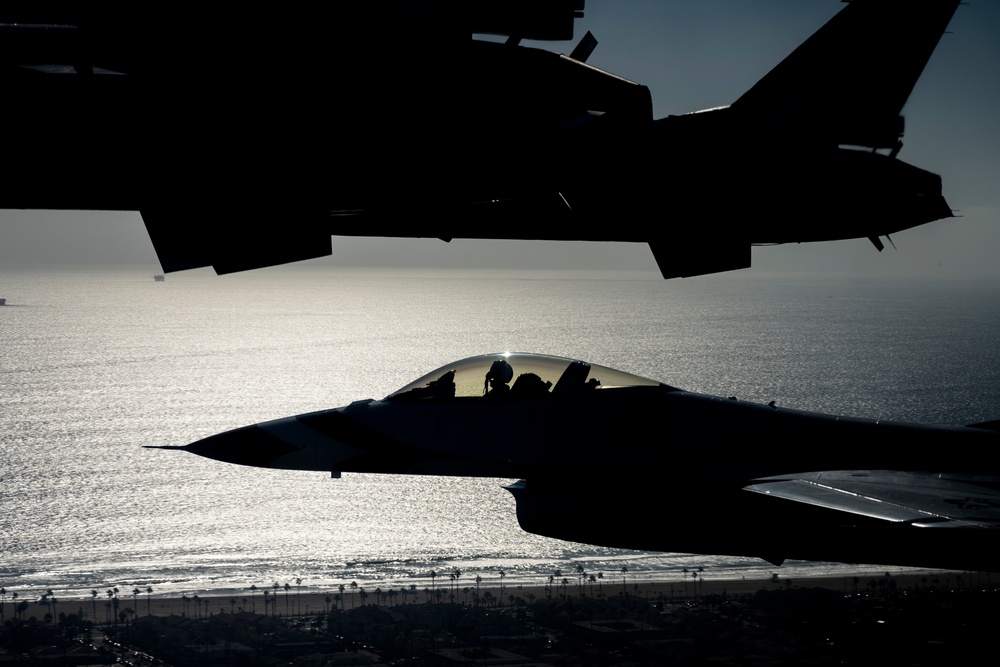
[{"x1": 731, "y1": 0, "x2": 961, "y2": 148}]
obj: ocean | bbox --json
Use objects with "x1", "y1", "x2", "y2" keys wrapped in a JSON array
[{"x1": 2, "y1": 265, "x2": 999, "y2": 602}]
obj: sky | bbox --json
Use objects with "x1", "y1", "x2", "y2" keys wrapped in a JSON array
[{"x1": 1, "y1": 0, "x2": 998, "y2": 281}]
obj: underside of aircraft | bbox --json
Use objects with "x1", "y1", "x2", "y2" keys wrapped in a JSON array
[{"x1": 1, "y1": 1, "x2": 961, "y2": 276}]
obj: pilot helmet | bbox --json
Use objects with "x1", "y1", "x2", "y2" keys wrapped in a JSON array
[{"x1": 484, "y1": 358, "x2": 514, "y2": 393}]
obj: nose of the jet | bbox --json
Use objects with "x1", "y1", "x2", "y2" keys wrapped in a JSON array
[
  {"x1": 181, "y1": 424, "x2": 302, "y2": 467},
  {"x1": 146, "y1": 408, "x2": 378, "y2": 472}
]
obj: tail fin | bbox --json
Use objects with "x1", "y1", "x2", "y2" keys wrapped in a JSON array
[{"x1": 731, "y1": 0, "x2": 961, "y2": 149}]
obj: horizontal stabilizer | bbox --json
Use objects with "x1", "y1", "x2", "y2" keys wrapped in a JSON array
[
  {"x1": 649, "y1": 241, "x2": 749, "y2": 279},
  {"x1": 142, "y1": 209, "x2": 332, "y2": 274}
]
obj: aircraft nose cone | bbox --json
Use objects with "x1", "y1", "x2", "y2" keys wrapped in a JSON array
[{"x1": 183, "y1": 424, "x2": 301, "y2": 467}]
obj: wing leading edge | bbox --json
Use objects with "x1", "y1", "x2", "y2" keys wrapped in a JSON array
[{"x1": 745, "y1": 470, "x2": 1000, "y2": 528}]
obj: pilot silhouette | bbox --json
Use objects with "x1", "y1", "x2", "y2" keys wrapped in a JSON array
[{"x1": 484, "y1": 358, "x2": 514, "y2": 397}]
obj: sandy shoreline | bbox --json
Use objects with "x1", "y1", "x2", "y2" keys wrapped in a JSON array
[{"x1": 35, "y1": 570, "x2": 979, "y2": 622}]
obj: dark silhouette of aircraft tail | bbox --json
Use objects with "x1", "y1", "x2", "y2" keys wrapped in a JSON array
[
  {"x1": 648, "y1": 0, "x2": 961, "y2": 279},
  {"x1": 731, "y1": 0, "x2": 962, "y2": 149}
]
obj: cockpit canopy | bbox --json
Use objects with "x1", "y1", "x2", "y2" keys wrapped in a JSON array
[{"x1": 387, "y1": 353, "x2": 666, "y2": 401}]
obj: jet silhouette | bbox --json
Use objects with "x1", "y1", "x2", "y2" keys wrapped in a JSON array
[
  {"x1": 150, "y1": 353, "x2": 1000, "y2": 572},
  {"x1": 0, "y1": 1, "x2": 961, "y2": 277}
]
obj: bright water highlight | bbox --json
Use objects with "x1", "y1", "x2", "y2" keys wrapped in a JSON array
[{"x1": 3, "y1": 266, "x2": 999, "y2": 600}]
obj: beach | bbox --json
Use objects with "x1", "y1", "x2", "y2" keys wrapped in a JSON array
[{"x1": 33, "y1": 570, "x2": 970, "y2": 623}]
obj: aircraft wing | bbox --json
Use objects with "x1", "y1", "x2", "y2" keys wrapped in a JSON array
[{"x1": 745, "y1": 470, "x2": 1000, "y2": 528}]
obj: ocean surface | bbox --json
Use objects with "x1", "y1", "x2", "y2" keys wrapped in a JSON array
[{"x1": 2, "y1": 265, "x2": 999, "y2": 603}]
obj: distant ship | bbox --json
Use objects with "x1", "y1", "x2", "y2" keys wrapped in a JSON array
[
  {"x1": 0, "y1": 298, "x2": 6, "y2": 305},
  {"x1": 153, "y1": 274, "x2": 165, "y2": 282}
]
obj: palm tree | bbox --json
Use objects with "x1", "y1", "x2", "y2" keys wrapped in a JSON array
[
  {"x1": 250, "y1": 584, "x2": 258, "y2": 612},
  {"x1": 588, "y1": 574, "x2": 596, "y2": 598},
  {"x1": 350, "y1": 581, "x2": 358, "y2": 609},
  {"x1": 475, "y1": 575, "x2": 482, "y2": 606},
  {"x1": 284, "y1": 582, "x2": 291, "y2": 616},
  {"x1": 448, "y1": 573, "x2": 456, "y2": 602},
  {"x1": 430, "y1": 570, "x2": 437, "y2": 601},
  {"x1": 339, "y1": 584, "x2": 346, "y2": 610},
  {"x1": 295, "y1": 577, "x2": 302, "y2": 615},
  {"x1": 146, "y1": 587, "x2": 153, "y2": 616},
  {"x1": 262, "y1": 590, "x2": 271, "y2": 616},
  {"x1": 621, "y1": 566, "x2": 628, "y2": 597},
  {"x1": 499, "y1": 570, "x2": 505, "y2": 606},
  {"x1": 0, "y1": 587, "x2": 5, "y2": 623}
]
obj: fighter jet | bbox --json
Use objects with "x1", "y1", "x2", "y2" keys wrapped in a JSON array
[
  {"x1": 151, "y1": 353, "x2": 1000, "y2": 572},
  {"x1": 0, "y1": 0, "x2": 963, "y2": 277}
]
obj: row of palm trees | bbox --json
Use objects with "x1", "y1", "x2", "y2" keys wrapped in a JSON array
[
  {"x1": 2, "y1": 564, "x2": 660, "y2": 624},
  {"x1": 0, "y1": 586, "x2": 155, "y2": 626}
]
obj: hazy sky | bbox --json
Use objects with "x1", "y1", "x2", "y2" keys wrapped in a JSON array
[{"x1": 2, "y1": 1, "x2": 997, "y2": 281}]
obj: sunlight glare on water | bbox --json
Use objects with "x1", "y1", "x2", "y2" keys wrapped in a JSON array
[{"x1": 3, "y1": 266, "x2": 1000, "y2": 599}]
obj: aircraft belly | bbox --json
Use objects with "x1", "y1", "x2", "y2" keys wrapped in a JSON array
[{"x1": 509, "y1": 475, "x2": 1000, "y2": 571}]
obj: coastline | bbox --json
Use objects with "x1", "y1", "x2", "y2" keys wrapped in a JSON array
[
  {"x1": 16, "y1": 570, "x2": 973, "y2": 622},
  {"x1": 7, "y1": 569, "x2": 995, "y2": 666}
]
